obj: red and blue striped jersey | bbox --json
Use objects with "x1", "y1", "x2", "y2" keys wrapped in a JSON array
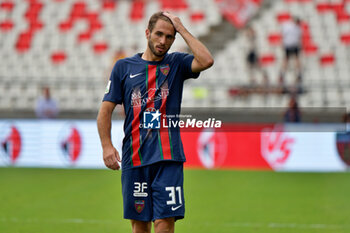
[{"x1": 103, "y1": 52, "x2": 199, "y2": 170}]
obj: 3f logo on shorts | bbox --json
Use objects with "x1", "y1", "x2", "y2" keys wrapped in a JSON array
[{"x1": 133, "y1": 182, "x2": 148, "y2": 197}]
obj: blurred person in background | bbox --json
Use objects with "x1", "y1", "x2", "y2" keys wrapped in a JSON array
[
  {"x1": 342, "y1": 112, "x2": 350, "y2": 123},
  {"x1": 280, "y1": 17, "x2": 303, "y2": 92},
  {"x1": 97, "y1": 11, "x2": 213, "y2": 233},
  {"x1": 283, "y1": 95, "x2": 301, "y2": 122},
  {"x1": 35, "y1": 86, "x2": 59, "y2": 119},
  {"x1": 245, "y1": 26, "x2": 260, "y2": 86}
]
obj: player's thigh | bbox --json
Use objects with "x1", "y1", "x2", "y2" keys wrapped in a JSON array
[
  {"x1": 122, "y1": 167, "x2": 153, "y2": 222},
  {"x1": 151, "y1": 162, "x2": 185, "y2": 221}
]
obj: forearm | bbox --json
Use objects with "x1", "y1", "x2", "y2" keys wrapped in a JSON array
[
  {"x1": 97, "y1": 107, "x2": 113, "y2": 149},
  {"x1": 178, "y1": 26, "x2": 213, "y2": 69}
]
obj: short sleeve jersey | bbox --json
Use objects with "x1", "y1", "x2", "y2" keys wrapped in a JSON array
[{"x1": 103, "y1": 52, "x2": 199, "y2": 170}]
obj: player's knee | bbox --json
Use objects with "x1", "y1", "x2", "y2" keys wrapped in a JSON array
[
  {"x1": 154, "y1": 218, "x2": 175, "y2": 233},
  {"x1": 131, "y1": 220, "x2": 151, "y2": 233}
]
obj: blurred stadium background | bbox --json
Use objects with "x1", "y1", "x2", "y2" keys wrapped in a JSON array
[{"x1": 1, "y1": 0, "x2": 350, "y2": 232}]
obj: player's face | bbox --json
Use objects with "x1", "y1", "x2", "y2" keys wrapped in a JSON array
[{"x1": 146, "y1": 19, "x2": 175, "y2": 57}]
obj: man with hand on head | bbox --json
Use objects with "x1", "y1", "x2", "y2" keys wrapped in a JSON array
[{"x1": 97, "y1": 11, "x2": 213, "y2": 233}]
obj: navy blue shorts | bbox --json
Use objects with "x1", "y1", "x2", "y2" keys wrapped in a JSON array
[{"x1": 121, "y1": 161, "x2": 184, "y2": 222}]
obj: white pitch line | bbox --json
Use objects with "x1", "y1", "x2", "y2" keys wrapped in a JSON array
[
  {"x1": 0, "y1": 217, "x2": 118, "y2": 225},
  {"x1": 0, "y1": 217, "x2": 349, "y2": 230}
]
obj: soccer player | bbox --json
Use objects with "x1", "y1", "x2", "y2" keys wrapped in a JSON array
[{"x1": 97, "y1": 11, "x2": 213, "y2": 233}]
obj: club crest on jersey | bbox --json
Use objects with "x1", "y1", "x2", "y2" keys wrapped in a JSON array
[
  {"x1": 135, "y1": 200, "x2": 145, "y2": 213},
  {"x1": 160, "y1": 64, "x2": 170, "y2": 76}
]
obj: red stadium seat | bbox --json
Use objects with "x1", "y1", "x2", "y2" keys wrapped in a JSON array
[
  {"x1": 320, "y1": 54, "x2": 335, "y2": 66},
  {"x1": 51, "y1": 51, "x2": 67, "y2": 64},
  {"x1": 0, "y1": 20, "x2": 14, "y2": 32},
  {"x1": 93, "y1": 42, "x2": 108, "y2": 54},
  {"x1": 130, "y1": 0, "x2": 145, "y2": 22},
  {"x1": 71, "y1": 2, "x2": 86, "y2": 19},
  {"x1": 58, "y1": 2, "x2": 104, "y2": 44},
  {"x1": 59, "y1": 21, "x2": 73, "y2": 32},
  {"x1": 15, "y1": 32, "x2": 32, "y2": 53},
  {"x1": 14, "y1": 0, "x2": 44, "y2": 53},
  {"x1": 190, "y1": 12, "x2": 205, "y2": 23},
  {"x1": 268, "y1": 33, "x2": 282, "y2": 45},
  {"x1": 102, "y1": 1, "x2": 116, "y2": 11},
  {"x1": 0, "y1": 1, "x2": 15, "y2": 11},
  {"x1": 276, "y1": 12, "x2": 291, "y2": 24},
  {"x1": 24, "y1": 2, "x2": 43, "y2": 20},
  {"x1": 316, "y1": 2, "x2": 350, "y2": 22},
  {"x1": 340, "y1": 33, "x2": 350, "y2": 45},
  {"x1": 284, "y1": 0, "x2": 312, "y2": 2},
  {"x1": 159, "y1": 0, "x2": 188, "y2": 11},
  {"x1": 303, "y1": 44, "x2": 318, "y2": 55},
  {"x1": 316, "y1": 3, "x2": 332, "y2": 13},
  {"x1": 259, "y1": 54, "x2": 276, "y2": 66},
  {"x1": 300, "y1": 22, "x2": 318, "y2": 55},
  {"x1": 78, "y1": 32, "x2": 92, "y2": 42}
]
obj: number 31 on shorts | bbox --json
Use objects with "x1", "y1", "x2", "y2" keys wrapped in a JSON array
[{"x1": 165, "y1": 186, "x2": 182, "y2": 206}]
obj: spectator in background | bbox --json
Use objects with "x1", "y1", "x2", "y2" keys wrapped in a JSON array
[
  {"x1": 245, "y1": 26, "x2": 260, "y2": 85},
  {"x1": 35, "y1": 86, "x2": 59, "y2": 119},
  {"x1": 280, "y1": 17, "x2": 302, "y2": 92},
  {"x1": 284, "y1": 95, "x2": 301, "y2": 122},
  {"x1": 342, "y1": 112, "x2": 350, "y2": 123}
]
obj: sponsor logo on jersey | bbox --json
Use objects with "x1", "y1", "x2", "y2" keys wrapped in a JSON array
[
  {"x1": 160, "y1": 64, "x2": 170, "y2": 76},
  {"x1": 60, "y1": 125, "x2": 82, "y2": 165},
  {"x1": 0, "y1": 124, "x2": 22, "y2": 165},
  {"x1": 130, "y1": 73, "x2": 143, "y2": 79},
  {"x1": 135, "y1": 200, "x2": 145, "y2": 213},
  {"x1": 336, "y1": 131, "x2": 350, "y2": 166},
  {"x1": 131, "y1": 87, "x2": 169, "y2": 107},
  {"x1": 171, "y1": 205, "x2": 182, "y2": 211}
]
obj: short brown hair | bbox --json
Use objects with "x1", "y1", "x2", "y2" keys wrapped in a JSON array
[{"x1": 147, "y1": 11, "x2": 175, "y2": 35}]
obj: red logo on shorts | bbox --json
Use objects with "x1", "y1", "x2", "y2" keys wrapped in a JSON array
[{"x1": 135, "y1": 200, "x2": 145, "y2": 213}]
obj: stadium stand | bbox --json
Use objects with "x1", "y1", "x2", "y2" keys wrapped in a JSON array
[
  {"x1": 0, "y1": 0, "x2": 221, "y2": 115},
  {"x1": 189, "y1": 0, "x2": 350, "y2": 109},
  {"x1": 0, "y1": 0, "x2": 349, "y2": 117}
]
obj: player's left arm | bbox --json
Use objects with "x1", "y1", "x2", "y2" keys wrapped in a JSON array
[{"x1": 163, "y1": 12, "x2": 214, "y2": 73}]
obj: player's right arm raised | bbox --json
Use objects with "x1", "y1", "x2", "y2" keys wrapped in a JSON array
[{"x1": 97, "y1": 101, "x2": 121, "y2": 170}]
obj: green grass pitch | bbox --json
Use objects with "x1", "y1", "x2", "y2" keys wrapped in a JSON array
[{"x1": 1, "y1": 167, "x2": 349, "y2": 233}]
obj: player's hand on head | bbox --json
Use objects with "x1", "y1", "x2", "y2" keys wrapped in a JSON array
[
  {"x1": 162, "y1": 11, "x2": 184, "y2": 33},
  {"x1": 103, "y1": 146, "x2": 121, "y2": 170}
]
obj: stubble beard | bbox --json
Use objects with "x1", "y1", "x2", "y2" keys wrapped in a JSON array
[{"x1": 148, "y1": 39, "x2": 169, "y2": 58}]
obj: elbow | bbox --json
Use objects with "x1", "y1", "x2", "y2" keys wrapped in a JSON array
[
  {"x1": 201, "y1": 57, "x2": 214, "y2": 70},
  {"x1": 206, "y1": 57, "x2": 214, "y2": 68}
]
